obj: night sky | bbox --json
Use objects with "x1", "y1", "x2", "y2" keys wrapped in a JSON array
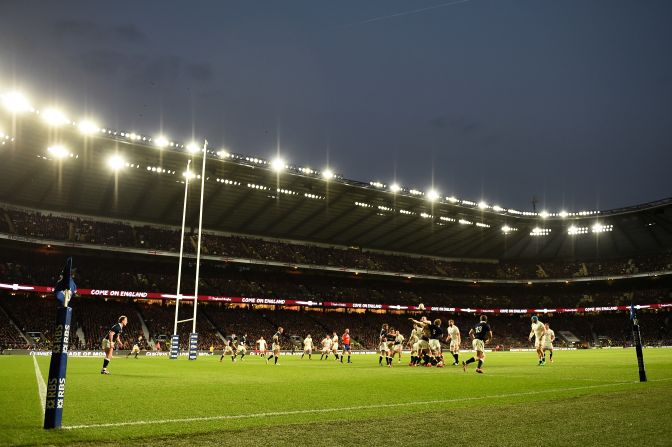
[{"x1": 1, "y1": 0, "x2": 670, "y2": 212}]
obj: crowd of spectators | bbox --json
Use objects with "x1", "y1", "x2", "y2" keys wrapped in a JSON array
[
  {"x1": 2, "y1": 293, "x2": 671, "y2": 351},
  {"x1": 3, "y1": 206, "x2": 672, "y2": 280}
]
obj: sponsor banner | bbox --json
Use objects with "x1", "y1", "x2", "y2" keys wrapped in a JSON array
[{"x1": 2, "y1": 282, "x2": 671, "y2": 315}]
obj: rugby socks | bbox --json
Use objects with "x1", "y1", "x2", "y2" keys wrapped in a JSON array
[
  {"x1": 549, "y1": 351, "x2": 553, "y2": 360},
  {"x1": 465, "y1": 357, "x2": 476, "y2": 365},
  {"x1": 219, "y1": 355, "x2": 224, "y2": 362},
  {"x1": 134, "y1": 352, "x2": 139, "y2": 359},
  {"x1": 379, "y1": 355, "x2": 383, "y2": 365},
  {"x1": 103, "y1": 358, "x2": 110, "y2": 368},
  {"x1": 477, "y1": 359, "x2": 483, "y2": 369},
  {"x1": 274, "y1": 356, "x2": 278, "y2": 365},
  {"x1": 267, "y1": 354, "x2": 274, "y2": 361},
  {"x1": 452, "y1": 353, "x2": 459, "y2": 363},
  {"x1": 301, "y1": 353, "x2": 305, "y2": 359},
  {"x1": 231, "y1": 355, "x2": 235, "y2": 362}
]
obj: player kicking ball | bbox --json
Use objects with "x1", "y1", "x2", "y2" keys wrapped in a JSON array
[{"x1": 463, "y1": 315, "x2": 492, "y2": 374}]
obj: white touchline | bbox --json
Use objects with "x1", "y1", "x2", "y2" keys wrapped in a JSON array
[
  {"x1": 32, "y1": 355, "x2": 46, "y2": 414},
  {"x1": 62, "y1": 378, "x2": 672, "y2": 430}
]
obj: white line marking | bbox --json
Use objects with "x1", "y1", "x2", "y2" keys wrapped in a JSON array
[
  {"x1": 32, "y1": 355, "x2": 46, "y2": 414},
  {"x1": 63, "y1": 378, "x2": 672, "y2": 430}
]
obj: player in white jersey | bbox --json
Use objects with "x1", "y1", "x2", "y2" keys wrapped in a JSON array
[
  {"x1": 528, "y1": 315, "x2": 547, "y2": 365},
  {"x1": 257, "y1": 336, "x2": 267, "y2": 358},
  {"x1": 320, "y1": 334, "x2": 333, "y2": 360},
  {"x1": 446, "y1": 320, "x2": 461, "y2": 366},
  {"x1": 301, "y1": 334, "x2": 313, "y2": 360},
  {"x1": 331, "y1": 332, "x2": 340, "y2": 361},
  {"x1": 219, "y1": 339, "x2": 236, "y2": 363},
  {"x1": 389, "y1": 330, "x2": 404, "y2": 363},
  {"x1": 542, "y1": 323, "x2": 555, "y2": 363},
  {"x1": 407, "y1": 325, "x2": 421, "y2": 366}
]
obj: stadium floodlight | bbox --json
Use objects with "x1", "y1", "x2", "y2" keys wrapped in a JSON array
[
  {"x1": 322, "y1": 168, "x2": 334, "y2": 180},
  {"x1": 183, "y1": 170, "x2": 195, "y2": 179},
  {"x1": 426, "y1": 189, "x2": 440, "y2": 202},
  {"x1": 186, "y1": 142, "x2": 200, "y2": 153},
  {"x1": 492, "y1": 205, "x2": 504, "y2": 212},
  {"x1": 447, "y1": 196, "x2": 458, "y2": 203},
  {"x1": 154, "y1": 136, "x2": 169, "y2": 148},
  {"x1": 2, "y1": 91, "x2": 32, "y2": 113},
  {"x1": 47, "y1": 145, "x2": 69, "y2": 159},
  {"x1": 107, "y1": 155, "x2": 125, "y2": 171},
  {"x1": 217, "y1": 149, "x2": 230, "y2": 158},
  {"x1": 389, "y1": 183, "x2": 400, "y2": 193},
  {"x1": 559, "y1": 210, "x2": 568, "y2": 218},
  {"x1": 539, "y1": 210, "x2": 549, "y2": 219},
  {"x1": 271, "y1": 157, "x2": 286, "y2": 172},
  {"x1": 42, "y1": 108, "x2": 69, "y2": 126},
  {"x1": 78, "y1": 120, "x2": 99, "y2": 135},
  {"x1": 501, "y1": 225, "x2": 512, "y2": 234},
  {"x1": 478, "y1": 201, "x2": 488, "y2": 209}
]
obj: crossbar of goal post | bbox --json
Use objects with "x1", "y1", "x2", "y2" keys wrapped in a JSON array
[{"x1": 170, "y1": 159, "x2": 192, "y2": 359}]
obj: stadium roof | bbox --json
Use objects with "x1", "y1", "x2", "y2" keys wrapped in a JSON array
[{"x1": 2, "y1": 109, "x2": 672, "y2": 261}]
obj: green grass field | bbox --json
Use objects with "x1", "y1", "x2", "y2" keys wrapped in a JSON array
[{"x1": 1, "y1": 350, "x2": 671, "y2": 446}]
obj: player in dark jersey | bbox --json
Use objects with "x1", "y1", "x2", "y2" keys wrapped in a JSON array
[
  {"x1": 463, "y1": 315, "x2": 492, "y2": 374},
  {"x1": 384, "y1": 330, "x2": 397, "y2": 367},
  {"x1": 237, "y1": 333, "x2": 248, "y2": 361},
  {"x1": 101, "y1": 315, "x2": 127, "y2": 375},
  {"x1": 267, "y1": 327, "x2": 283, "y2": 365}
]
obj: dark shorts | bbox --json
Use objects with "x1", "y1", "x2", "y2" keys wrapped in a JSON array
[{"x1": 343, "y1": 344, "x2": 351, "y2": 351}]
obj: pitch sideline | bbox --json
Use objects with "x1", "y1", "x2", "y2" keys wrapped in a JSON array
[
  {"x1": 32, "y1": 355, "x2": 46, "y2": 414},
  {"x1": 62, "y1": 378, "x2": 672, "y2": 430}
]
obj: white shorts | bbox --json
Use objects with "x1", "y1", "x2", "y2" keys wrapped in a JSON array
[
  {"x1": 379, "y1": 343, "x2": 390, "y2": 353},
  {"x1": 332, "y1": 344, "x2": 339, "y2": 351},
  {"x1": 543, "y1": 343, "x2": 553, "y2": 351},
  {"x1": 450, "y1": 340, "x2": 460, "y2": 351},
  {"x1": 393, "y1": 344, "x2": 403, "y2": 353},
  {"x1": 535, "y1": 338, "x2": 542, "y2": 349},
  {"x1": 272, "y1": 343, "x2": 280, "y2": 351},
  {"x1": 411, "y1": 342, "x2": 419, "y2": 354},
  {"x1": 304, "y1": 347, "x2": 312, "y2": 352},
  {"x1": 132, "y1": 345, "x2": 140, "y2": 353},
  {"x1": 417, "y1": 339, "x2": 430, "y2": 350},
  {"x1": 473, "y1": 339, "x2": 485, "y2": 353},
  {"x1": 429, "y1": 339, "x2": 441, "y2": 352}
]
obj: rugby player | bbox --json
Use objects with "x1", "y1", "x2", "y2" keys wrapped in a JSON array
[
  {"x1": 267, "y1": 327, "x2": 283, "y2": 365},
  {"x1": 391, "y1": 330, "x2": 404, "y2": 363},
  {"x1": 340, "y1": 329, "x2": 352, "y2": 363},
  {"x1": 542, "y1": 323, "x2": 555, "y2": 363},
  {"x1": 101, "y1": 315, "x2": 127, "y2": 374},
  {"x1": 257, "y1": 336, "x2": 268, "y2": 359},
  {"x1": 529, "y1": 315, "x2": 547, "y2": 365},
  {"x1": 407, "y1": 324, "x2": 421, "y2": 366},
  {"x1": 378, "y1": 324, "x2": 390, "y2": 366},
  {"x1": 463, "y1": 315, "x2": 492, "y2": 374},
  {"x1": 320, "y1": 333, "x2": 332, "y2": 360},
  {"x1": 126, "y1": 335, "x2": 142, "y2": 359},
  {"x1": 331, "y1": 332, "x2": 340, "y2": 361},
  {"x1": 237, "y1": 333, "x2": 248, "y2": 361},
  {"x1": 409, "y1": 317, "x2": 443, "y2": 366},
  {"x1": 219, "y1": 338, "x2": 236, "y2": 362},
  {"x1": 446, "y1": 320, "x2": 461, "y2": 365},
  {"x1": 301, "y1": 334, "x2": 313, "y2": 359}
]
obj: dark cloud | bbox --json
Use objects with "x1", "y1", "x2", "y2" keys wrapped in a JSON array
[
  {"x1": 187, "y1": 63, "x2": 213, "y2": 82},
  {"x1": 429, "y1": 114, "x2": 480, "y2": 134},
  {"x1": 76, "y1": 48, "x2": 129, "y2": 76},
  {"x1": 113, "y1": 24, "x2": 148, "y2": 44},
  {"x1": 51, "y1": 19, "x2": 147, "y2": 45}
]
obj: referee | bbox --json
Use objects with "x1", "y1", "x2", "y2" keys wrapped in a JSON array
[{"x1": 101, "y1": 315, "x2": 127, "y2": 375}]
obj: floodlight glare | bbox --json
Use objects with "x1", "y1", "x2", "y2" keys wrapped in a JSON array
[
  {"x1": 502, "y1": 225, "x2": 512, "y2": 234},
  {"x1": 389, "y1": 183, "x2": 400, "y2": 193},
  {"x1": 217, "y1": 149, "x2": 230, "y2": 158},
  {"x1": 47, "y1": 145, "x2": 69, "y2": 159},
  {"x1": 426, "y1": 189, "x2": 440, "y2": 201},
  {"x1": 107, "y1": 155, "x2": 125, "y2": 171},
  {"x1": 2, "y1": 91, "x2": 31, "y2": 113},
  {"x1": 539, "y1": 210, "x2": 549, "y2": 219},
  {"x1": 183, "y1": 170, "x2": 195, "y2": 179},
  {"x1": 271, "y1": 157, "x2": 286, "y2": 172},
  {"x1": 559, "y1": 210, "x2": 568, "y2": 218},
  {"x1": 79, "y1": 120, "x2": 99, "y2": 135},
  {"x1": 154, "y1": 136, "x2": 169, "y2": 148},
  {"x1": 42, "y1": 108, "x2": 69, "y2": 126},
  {"x1": 322, "y1": 168, "x2": 334, "y2": 180},
  {"x1": 186, "y1": 142, "x2": 200, "y2": 153}
]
